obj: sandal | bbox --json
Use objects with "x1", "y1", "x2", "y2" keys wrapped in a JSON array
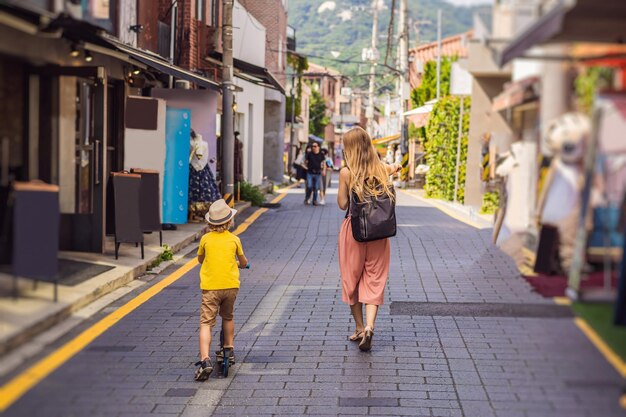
[
  {"x1": 348, "y1": 330, "x2": 364, "y2": 342},
  {"x1": 359, "y1": 327, "x2": 374, "y2": 352}
]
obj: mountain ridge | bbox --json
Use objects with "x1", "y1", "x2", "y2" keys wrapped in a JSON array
[{"x1": 288, "y1": 0, "x2": 490, "y2": 89}]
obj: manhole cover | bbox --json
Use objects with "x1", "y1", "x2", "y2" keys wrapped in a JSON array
[{"x1": 389, "y1": 302, "x2": 573, "y2": 318}]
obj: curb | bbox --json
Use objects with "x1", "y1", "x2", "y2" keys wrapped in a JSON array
[{"x1": 0, "y1": 201, "x2": 252, "y2": 357}]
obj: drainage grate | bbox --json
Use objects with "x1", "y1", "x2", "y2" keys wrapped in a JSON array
[
  {"x1": 165, "y1": 388, "x2": 197, "y2": 397},
  {"x1": 339, "y1": 397, "x2": 399, "y2": 407},
  {"x1": 87, "y1": 345, "x2": 136, "y2": 352},
  {"x1": 261, "y1": 202, "x2": 281, "y2": 209},
  {"x1": 162, "y1": 285, "x2": 190, "y2": 290},
  {"x1": 389, "y1": 302, "x2": 573, "y2": 318}
]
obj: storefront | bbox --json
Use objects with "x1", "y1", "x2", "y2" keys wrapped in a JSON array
[{"x1": 0, "y1": 4, "x2": 221, "y2": 257}]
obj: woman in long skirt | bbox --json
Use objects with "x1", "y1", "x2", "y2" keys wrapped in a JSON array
[{"x1": 337, "y1": 127, "x2": 401, "y2": 351}]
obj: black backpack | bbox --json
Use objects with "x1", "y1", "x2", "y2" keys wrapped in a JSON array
[{"x1": 350, "y1": 186, "x2": 397, "y2": 242}]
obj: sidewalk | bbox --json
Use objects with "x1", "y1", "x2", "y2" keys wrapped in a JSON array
[
  {"x1": 0, "y1": 201, "x2": 251, "y2": 358},
  {"x1": 0, "y1": 189, "x2": 624, "y2": 417}
]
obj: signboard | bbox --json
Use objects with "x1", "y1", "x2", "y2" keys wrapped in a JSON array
[{"x1": 450, "y1": 62, "x2": 472, "y2": 96}]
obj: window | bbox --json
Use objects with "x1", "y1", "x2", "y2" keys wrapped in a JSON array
[
  {"x1": 209, "y1": 0, "x2": 220, "y2": 27},
  {"x1": 340, "y1": 102, "x2": 351, "y2": 116},
  {"x1": 197, "y1": 0, "x2": 205, "y2": 21}
]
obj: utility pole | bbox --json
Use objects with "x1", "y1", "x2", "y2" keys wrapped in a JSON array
[
  {"x1": 221, "y1": 0, "x2": 235, "y2": 207},
  {"x1": 436, "y1": 9, "x2": 442, "y2": 100},
  {"x1": 398, "y1": 0, "x2": 409, "y2": 154},
  {"x1": 168, "y1": 0, "x2": 177, "y2": 88},
  {"x1": 366, "y1": 0, "x2": 379, "y2": 137},
  {"x1": 287, "y1": 78, "x2": 296, "y2": 181}
]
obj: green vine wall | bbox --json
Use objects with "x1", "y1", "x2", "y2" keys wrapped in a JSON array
[{"x1": 424, "y1": 96, "x2": 471, "y2": 203}]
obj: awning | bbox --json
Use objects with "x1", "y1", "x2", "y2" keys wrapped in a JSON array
[
  {"x1": 404, "y1": 100, "x2": 437, "y2": 129},
  {"x1": 208, "y1": 51, "x2": 285, "y2": 94},
  {"x1": 498, "y1": 0, "x2": 626, "y2": 66},
  {"x1": 102, "y1": 35, "x2": 221, "y2": 91},
  {"x1": 492, "y1": 77, "x2": 540, "y2": 112},
  {"x1": 372, "y1": 134, "x2": 401, "y2": 146}
]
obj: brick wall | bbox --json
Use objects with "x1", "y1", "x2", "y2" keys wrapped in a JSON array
[
  {"x1": 137, "y1": 0, "x2": 220, "y2": 82},
  {"x1": 240, "y1": 0, "x2": 287, "y2": 88}
]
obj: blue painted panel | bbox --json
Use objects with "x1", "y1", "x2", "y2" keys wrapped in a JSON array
[{"x1": 163, "y1": 107, "x2": 191, "y2": 224}]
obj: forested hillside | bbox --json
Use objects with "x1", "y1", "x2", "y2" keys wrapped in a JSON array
[{"x1": 288, "y1": 0, "x2": 489, "y2": 89}]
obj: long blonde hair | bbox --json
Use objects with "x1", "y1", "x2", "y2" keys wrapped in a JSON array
[{"x1": 343, "y1": 127, "x2": 394, "y2": 202}]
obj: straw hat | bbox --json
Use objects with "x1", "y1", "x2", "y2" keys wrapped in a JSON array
[{"x1": 205, "y1": 199, "x2": 237, "y2": 225}]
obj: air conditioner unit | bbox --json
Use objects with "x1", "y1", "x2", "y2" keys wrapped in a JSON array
[
  {"x1": 175, "y1": 80, "x2": 191, "y2": 89},
  {"x1": 340, "y1": 87, "x2": 352, "y2": 97}
]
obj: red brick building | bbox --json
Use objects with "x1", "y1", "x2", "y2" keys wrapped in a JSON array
[{"x1": 137, "y1": 0, "x2": 222, "y2": 82}]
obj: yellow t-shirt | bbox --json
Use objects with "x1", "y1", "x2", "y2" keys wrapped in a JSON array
[{"x1": 197, "y1": 231, "x2": 244, "y2": 290}]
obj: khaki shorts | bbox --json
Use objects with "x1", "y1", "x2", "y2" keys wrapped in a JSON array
[{"x1": 200, "y1": 288, "x2": 239, "y2": 327}]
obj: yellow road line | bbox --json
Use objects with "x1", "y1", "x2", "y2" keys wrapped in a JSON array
[
  {"x1": 0, "y1": 258, "x2": 197, "y2": 412},
  {"x1": 574, "y1": 317, "x2": 626, "y2": 379},
  {"x1": 0, "y1": 185, "x2": 296, "y2": 412},
  {"x1": 398, "y1": 190, "x2": 486, "y2": 229}
]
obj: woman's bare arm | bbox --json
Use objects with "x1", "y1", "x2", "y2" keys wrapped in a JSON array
[
  {"x1": 337, "y1": 167, "x2": 351, "y2": 210},
  {"x1": 385, "y1": 163, "x2": 401, "y2": 175}
]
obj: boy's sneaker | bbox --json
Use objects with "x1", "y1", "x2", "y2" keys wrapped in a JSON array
[
  {"x1": 194, "y1": 358, "x2": 213, "y2": 381},
  {"x1": 319, "y1": 198, "x2": 326, "y2": 205},
  {"x1": 216, "y1": 348, "x2": 236, "y2": 364}
]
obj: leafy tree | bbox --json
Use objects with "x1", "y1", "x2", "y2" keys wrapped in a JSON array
[
  {"x1": 309, "y1": 87, "x2": 330, "y2": 138},
  {"x1": 286, "y1": 53, "x2": 309, "y2": 121},
  {"x1": 574, "y1": 67, "x2": 614, "y2": 115},
  {"x1": 410, "y1": 58, "x2": 453, "y2": 108},
  {"x1": 288, "y1": 0, "x2": 487, "y2": 89},
  {"x1": 423, "y1": 96, "x2": 471, "y2": 203}
]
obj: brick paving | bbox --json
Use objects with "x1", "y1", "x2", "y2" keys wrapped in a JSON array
[{"x1": 2, "y1": 189, "x2": 625, "y2": 417}]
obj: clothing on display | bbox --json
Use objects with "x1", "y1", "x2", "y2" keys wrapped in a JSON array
[{"x1": 188, "y1": 133, "x2": 221, "y2": 221}]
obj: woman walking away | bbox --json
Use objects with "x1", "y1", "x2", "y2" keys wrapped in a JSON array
[{"x1": 337, "y1": 127, "x2": 401, "y2": 351}]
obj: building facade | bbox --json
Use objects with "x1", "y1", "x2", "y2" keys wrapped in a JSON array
[{"x1": 238, "y1": 0, "x2": 288, "y2": 183}]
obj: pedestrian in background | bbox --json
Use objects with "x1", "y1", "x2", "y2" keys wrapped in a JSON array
[
  {"x1": 323, "y1": 147, "x2": 335, "y2": 189},
  {"x1": 293, "y1": 144, "x2": 309, "y2": 188},
  {"x1": 337, "y1": 127, "x2": 401, "y2": 351},
  {"x1": 305, "y1": 142, "x2": 324, "y2": 205},
  {"x1": 195, "y1": 199, "x2": 249, "y2": 381},
  {"x1": 318, "y1": 148, "x2": 331, "y2": 205}
]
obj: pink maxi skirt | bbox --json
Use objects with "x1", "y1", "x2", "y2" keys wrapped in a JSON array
[{"x1": 338, "y1": 217, "x2": 390, "y2": 305}]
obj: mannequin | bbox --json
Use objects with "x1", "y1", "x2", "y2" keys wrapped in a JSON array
[
  {"x1": 188, "y1": 130, "x2": 221, "y2": 221},
  {"x1": 537, "y1": 112, "x2": 590, "y2": 272}
]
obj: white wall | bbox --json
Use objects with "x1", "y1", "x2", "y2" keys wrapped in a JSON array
[
  {"x1": 233, "y1": 0, "x2": 266, "y2": 185},
  {"x1": 118, "y1": 0, "x2": 138, "y2": 46},
  {"x1": 233, "y1": 1, "x2": 266, "y2": 67},
  {"x1": 151, "y1": 89, "x2": 219, "y2": 174},
  {"x1": 234, "y1": 78, "x2": 265, "y2": 185},
  {"x1": 124, "y1": 97, "x2": 167, "y2": 221}
]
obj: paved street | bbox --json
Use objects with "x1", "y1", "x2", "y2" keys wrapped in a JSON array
[{"x1": 2, "y1": 188, "x2": 625, "y2": 417}]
